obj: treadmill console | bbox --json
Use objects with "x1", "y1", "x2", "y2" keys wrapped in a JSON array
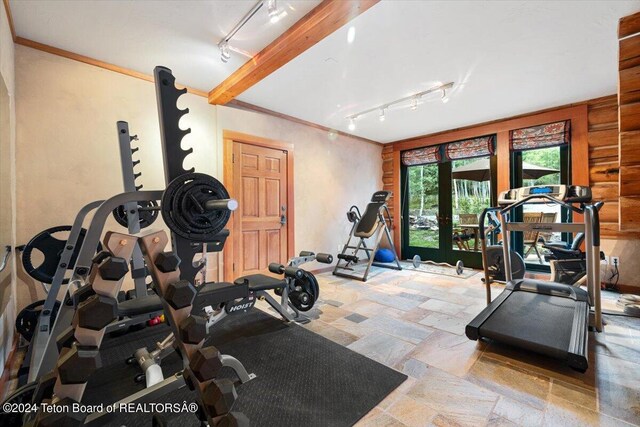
[
  {"x1": 371, "y1": 191, "x2": 392, "y2": 203},
  {"x1": 498, "y1": 185, "x2": 592, "y2": 206}
]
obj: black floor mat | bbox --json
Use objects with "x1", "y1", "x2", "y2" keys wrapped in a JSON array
[{"x1": 84, "y1": 309, "x2": 407, "y2": 426}]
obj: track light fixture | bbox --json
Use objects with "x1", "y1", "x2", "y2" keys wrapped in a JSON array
[
  {"x1": 219, "y1": 42, "x2": 231, "y2": 63},
  {"x1": 217, "y1": 0, "x2": 284, "y2": 63},
  {"x1": 441, "y1": 88, "x2": 450, "y2": 103},
  {"x1": 267, "y1": 0, "x2": 280, "y2": 23},
  {"x1": 345, "y1": 82, "x2": 453, "y2": 128},
  {"x1": 410, "y1": 97, "x2": 419, "y2": 111},
  {"x1": 347, "y1": 26, "x2": 356, "y2": 44}
]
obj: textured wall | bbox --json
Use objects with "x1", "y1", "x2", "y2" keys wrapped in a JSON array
[
  {"x1": 0, "y1": 0, "x2": 17, "y2": 374},
  {"x1": 600, "y1": 239, "x2": 640, "y2": 289},
  {"x1": 14, "y1": 45, "x2": 217, "y2": 309},
  {"x1": 216, "y1": 106, "x2": 383, "y2": 271},
  {"x1": 14, "y1": 45, "x2": 383, "y2": 310}
]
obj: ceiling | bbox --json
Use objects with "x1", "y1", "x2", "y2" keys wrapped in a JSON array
[
  {"x1": 239, "y1": 0, "x2": 640, "y2": 142},
  {"x1": 9, "y1": 0, "x2": 640, "y2": 143},
  {"x1": 9, "y1": 0, "x2": 321, "y2": 92}
]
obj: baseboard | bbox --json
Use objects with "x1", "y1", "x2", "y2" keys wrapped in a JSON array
[
  {"x1": 524, "y1": 271, "x2": 640, "y2": 295},
  {"x1": 613, "y1": 284, "x2": 640, "y2": 295}
]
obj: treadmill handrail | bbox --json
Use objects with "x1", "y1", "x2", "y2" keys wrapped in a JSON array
[
  {"x1": 505, "y1": 222, "x2": 585, "y2": 234},
  {"x1": 479, "y1": 207, "x2": 501, "y2": 241},
  {"x1": 585, "y1": 204, "x2": 600, "y2": 246},
  {"x1": 500, "y1": 193, "x2": 586, "y2": 215}
]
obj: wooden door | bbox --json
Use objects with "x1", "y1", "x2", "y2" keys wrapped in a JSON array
[{"x1": 232, "y1": 142, "x2": 288, "y2": 276}]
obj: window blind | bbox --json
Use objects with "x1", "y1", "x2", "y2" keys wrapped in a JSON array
[{"x1": 510, "y1": 120, "x2": 571, "y2": 152}]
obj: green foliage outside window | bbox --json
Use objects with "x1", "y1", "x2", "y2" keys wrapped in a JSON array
[{"x1": 406, "y1": 147, "x2": 561, "y2": 249}]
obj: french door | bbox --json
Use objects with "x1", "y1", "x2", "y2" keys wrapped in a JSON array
[
  {"x1": 511, "y1": 145, "x2": 571, "y2": 272},
  {"x1": 401, "y1": 156, "x2": 497, "y2": 269}
]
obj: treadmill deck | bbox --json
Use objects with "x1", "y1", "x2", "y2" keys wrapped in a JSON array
[{"x1": 467, "y1": 279, "x2": 590, "y2": 371}]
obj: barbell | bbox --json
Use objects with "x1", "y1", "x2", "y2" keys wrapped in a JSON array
[
  {"x1": 112, "y1": 200, "x2": 160, "y2": 229},
  {"x1": 411, "y1": 254, "x2": 465, "y2": 276},
  {"x1": 161, "y1": 173, "x2": 238, "y2": 242},
  {"x1": 109, "y1": 173, "x2": 238, "y2": 242}
]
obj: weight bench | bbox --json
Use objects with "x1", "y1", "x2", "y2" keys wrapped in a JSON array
[
  {"x1": 233, "y1": 274, "x2": 286, "y2": 291},
  {"x1": 130, "y1": 252, "x2": 332, "y2": 388},
  {"x1": 118, "y1": 294, "x2": 164, "y2": 317},
  {"x1": 333, "y1": 191, "x2": 401, "y2": 282},
  {"x1": 192, "y1": 272, "x2": 292, "y2": 320},
  {"x1": 71, "y1": 281, "x2": 164, "y2": 321}
]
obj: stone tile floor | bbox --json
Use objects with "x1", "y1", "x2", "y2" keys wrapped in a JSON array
[
  {"x1": 298, "y1": 267, "x2": 640, "y2": 427},
  {"x1": 3, "y1": 267, "x2": 638, "y2": 426}
]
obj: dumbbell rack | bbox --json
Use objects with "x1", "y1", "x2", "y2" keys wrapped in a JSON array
[
  {"x1": 154, "y1": 66, "x2": 230, "y2": 284},
  {"x1": 152, "y1": 66, "x2": 247, "y2": 425},
  {"x1": 115, "y1": 121, "x2": 154, "y2": 300},
  {"x1": 23, "y1": 66, "x2": 246, "y2": 426},
  {"x1": 22, "y1": 200, "x2": 103, "y2": 383},
  {"x1": 23, "y1": 124, "x2": 159, "y2": 383}
]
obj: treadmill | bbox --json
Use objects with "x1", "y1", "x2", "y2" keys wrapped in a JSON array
[{"x1": 466, "y1": 185, "x2": 603, "y2": 372}]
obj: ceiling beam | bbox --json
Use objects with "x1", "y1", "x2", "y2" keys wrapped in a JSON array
[{"x1": 208, "y1": 0, "x2": 380, "y2": 105}]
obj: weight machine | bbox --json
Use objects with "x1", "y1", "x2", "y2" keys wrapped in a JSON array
[
  {"x1": 3, "y1": 67, "x2": 251, "y2": 426},
  {"x1": 15, "y1": 123, "x2": 167, "y2": 385},
  {"x1": 129, "y1": 251, "x2": 333, "y2": 388}
]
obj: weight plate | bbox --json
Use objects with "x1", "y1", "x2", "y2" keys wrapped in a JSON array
[
  {"x1": 289, "y1": 271, "x2": 319, "y2": 312},
  {"x1": 306, "y1": 271, "x2": 320, "y2": 303},
  {"x1": 412, "y1": 254, "x2": 421, "y2": 269},
  {"x1": 161, "y1": 173, "x2": 232, "y2": 242},
  {"x1": 112, "y1": 200, "x2": 160, "y2": 230},
  {"x1": 485, "y1": 246, "x2": 525, "y2": 281},
  {"x1": 0, "y1": 381, "x2": 37, "y2": 426},
  {"x1": 15, "y1": 300, "x2": 61, "y2": 342},
  {"x1": 22, "y1": 226, "x2": 101, "y2": 284}
]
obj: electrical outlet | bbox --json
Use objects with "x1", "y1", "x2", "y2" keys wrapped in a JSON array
[
  {"x1": 604, "y1": 255, "x2": 610, "y2": 264},
  {"x1": 612, "y1": 256, "x2": 620, "y2": 267}
]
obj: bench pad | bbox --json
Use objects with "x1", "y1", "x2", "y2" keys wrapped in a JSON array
[
  {"x1": 234, "y1": 274, "x2": 287, "y2": 291},
  {"x1": 192, "y1": 281, "x2": 249, "y2": 313},
  {"x1": 118, "y1": 294, "x2": 163, "y2": 317}
]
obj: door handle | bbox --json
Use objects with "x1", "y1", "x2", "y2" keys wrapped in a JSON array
[{"x1": 280, "y1": 214, "x2": 286, "y2": 225}]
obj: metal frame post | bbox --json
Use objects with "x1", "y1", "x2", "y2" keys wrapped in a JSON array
[{"x1": 116, "y1": 121, "x2": 150, "y2": 299}]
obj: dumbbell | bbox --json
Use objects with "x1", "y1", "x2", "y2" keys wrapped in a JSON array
[{"x1": 268, "y1": 263, "x2": 304, "y2": 279}]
